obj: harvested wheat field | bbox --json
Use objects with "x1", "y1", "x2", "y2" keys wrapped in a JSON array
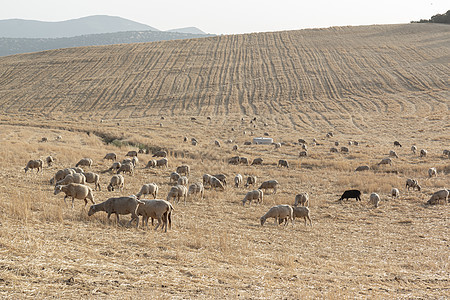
[{"x1": 0, "y1": 23, "x2": 449, "y2": 298}]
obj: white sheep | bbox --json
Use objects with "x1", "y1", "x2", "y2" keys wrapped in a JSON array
[
  {"x1": 136, "y1": 199, "x2": 174, "y2": 232},
  {"x1": 274, "y1": 142, "x2": 281, "y2": 149},
  {"x1": 108, "y1": 162, "x2": 122, "y2": 173},
  {"x1": 107, "y1": 174, "x2": 124, "y2": 192},
  {"x1": 369, "y1": 193, "x2": 381, "y2": 207},
  {"x1": 234, "y1": 174, "x2": 243, "y2": 188},
  {"x1": 228, "y1": 156, "x2": 240, "y2": 164},
  {"x1": 117, "y1": 163, "x2": 134, "y2": 175},
  {"x1": 152, "y1": 150, "x2": 167, "y2": 158},
  {"x1": 411, "y1": 145, "x2": 417, "y2": 155},
  {"x1": 278, "y1": 159, "x2": 289, "y2": 168},
  {"x1": 156, "y1": 158, "x2": 168, "y2": 168},
  {"x1": 340, "y1": 147, "x2": 349, "y2": 153},
  {"x1": 294, "y1": 192, "x2": 309, "y2": 207},
  {"x1": 88, "y1": 196, "x2": 142, "y2": 227},
  {"x1": 126, "y1": 150, "x2": 138, "y2": 157},
  {"x1": 176, "y1": 165, "x2": 190, "y2": 176},
  {"x1": 378, "y1": 158, "x2": 392, "y2": 166},
  {"x1": 170, "y1": 172, "x2": 181, "y2": 184},
  {"x1": 210, "y1": 176, "x2": 225, "y2": 191},
  {"x1": 420, "y1": 149, "x2": 427, "y2": 157},
  {"x1": 292, "y1": 206, "x2": 312, "y2": 226},
  {"x1": 213, "y1": 174, "x2": 227, "y2": 186},
  {"x1": 56, "y1": 173, "x2": 86, "y2": 186},
  {"x1": 103, "y1": 153, "x2": 117, "y2": 161},
  {"x1": 330, "y1": 147, "x2": 338, "y2": 153},
  {"x1": 75, "y1": 158, "x2": 93, "y2": 168},
  {"x1": 188, "y1": 182, "x2": 204, "y2": 199},
  {"x1": 242, "y1": 189, "x2": 263, "y2": 206},
  {"x1": 299, "y1": 151, "x2": 308, "y2": 157},
  {"x1": 145, "y1": 159, "x2": 157, "y2": 168},
  {"x1": 391, "y1": 188, "x2": 400, "y2": 198},
  {"x1": 239, "y1": 157, "x2": 249, "y2": 165},
  {"x1": 251, "y1": 158, "x2": 263, "y2": 165},
  {"x1": 245, "y1": 175, "x2": 257, "y2": 187},
  {"x1": 50, "y1": 168, "x2": 75, "y2": 184},
  {"x1": 427, "y1": 189, "x2": 449, "y2": 205},
  {"x1": 232, "y1": 144, "x2": 238, "y2": 151},
  {"x1": 389, "y1": 150, "x2": 399, "y2": 158},
  {"x1": 260, "y1": 205, "x2": 293, "y2": 226},
  {"x1": 131, "y1": 156, "x2": 139, "y2": 167},
  {"x1": 215, "y1": 140, "x2": 221, "y2": 147},
  {"x1": 46, "y1": 156, "x2": 54, "y2": 167},
  {"x1": 177, "y1": 176, "x2": 189, "y2": 187},
  {"x1": 258, "y1": 180, "x2": 279, "y2": 194},
  {"x1": 24, "y1": 159, "x2": 43, "y2": 173},
  {"x1": 71, "y1": 167, "x2": 84, "y2": 173},
  {"x1": 406, "y1": 178, "x2": 421, "y2": 191},
  {"x1": 443, "y1": 149, "x2": 450, "y2": 158},
  {"x1": 202, "y1": 174, "x2": 213, "y2": 186},
  {"x1": 83, "y1": 172, "x2": 101, "y2": 191},
  {"x1": 54, "y1": 183, "x2": 95, "y2": 208},
  {"x1": 355, "y1": 165, "x2": 370, "y2": 172},
  {"x1": 167, "y1": 185, "x2": 188, "y2": 204},
  {"x1": 136, "y1": 183, "x2": 159, "y2": 199},
  {"x1": 428, "y1": 167, "x2": 437, "y2": 178}
]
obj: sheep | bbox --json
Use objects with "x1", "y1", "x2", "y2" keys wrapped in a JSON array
[
  {"x1": 213, "y1": 174, "x2": 227, "y2": 186},
  {"x1": 428, "y1": 167, "x2": 437, "y2": 178},
  {"x1": 443, "y1": 149, "x2": 450, "y2": 158},
  {"x1": 136, "y1": 183, "x2": 159, "y2": 199},
  {"x1": 234, "y1": 174, "x2": 243, "y2": 188},
  {"x1": 88, "y1": 196, "x2": 142, "y2": 227},
  {"x1": 131, "y1": 156, "x2": 139, "y2": 167},
  {"x1": 294, "y1": 192, "x2": 309, "y2": 207},
  {"x1": 170, "y1": 172, "x2": 181, "y2": 184},
  {"x1": 50, "y1": 168, "x2": 75, "y2": 184},
  {"x1": 330, "y1": 147, "x2": 338, "y2": 153},
  {"x1": 24, "y1": 159, "x2": 43, "y2": 173},
  {"x1": 56, "y1": 173, "x2": 86, "y2": 186},
  {"x1": 107, "y1": 174, "x2": 124, "y2": 192},
  {"x1": 389, "y1": 150, "x2": 399, "y2": 158},
  {"x1": 138, "y1": 149, "x2": 145, "y2": 154},
  {"x1": 103, "y1": 153, "x2": 117, "y2": 161},
  {"x1": 251, "y1": 158, "x2": 263, "y2": 165},
  {"x1": 177, "y1": 176, "x2": 189, "y2": 187},
  {"x1": 355, "y1": 165, "x2": 370, "y2": 172},
  {"x1": 229, "y1": 156, "x2": 240, "y2": 165},
  {"x1": 239, "y1": 157, "x2": 249, "y2": 165},
  {"x1": 122, "y1": 158, "x2": 133, "y2": 165},
  {"x1": 46, "y1": 156, "x2": 54, "y2": 167},
  {"x1": 210, "y1": 176, "x2": 225, "y2": 191},
  {"x1": 183, "y1": 137, "x2": 188, "y2": 142},
  {"x1": 176, "y1": 165, "x2": 190, "y2": 176},
  {"x1": 420, "y1": 149, "x2": 427, "y2": 157},
  {"x1": 394, "y1": 141, "x2": 402, "y2": 147},
  {"x1": 192, "y1": 140, "x2": 198, "y2": 146},
  {"x1": 40, "y1": 137, "x2": 48, "y2": 142},
  {"x1": 192, "y1": 138, "x2": 198, "y2": 144},
  {"x1": 188, "y1": 182, "x2": 204, "y2": 199},
  {"x1": 242, "y1": 189, "x2": 263, "y2": 206},
  {"x1": 126, "y1": 150, "x2": 138, "y2": 157},
  {"x1": 353, "y1": 141, "x2": 359, "y2": 146},
  {"x1": 391, "y1": 188, "x2": 400, "y2": 198},
  {"x1": 75, "y1": 158, "x2": 93, "y2": 168},
  {"x1": 136, "y1": 199, "x2": 174, "y2": 232},
  {"x1": 274, "y1": 143, "x2": 281, "y2": 149},
  {"x1": 245, "y1": 175, "x2": 257, "y2": 188},
  {"x1": 83, "y1": 172, "x2": 101, "y2": 191},
  {"x1": 334, "y1": 141, "x2": 339, "y2": 146},
  {"x1": 369, "y1": 193, "x2": 381, "y2": 207},
  {"x1": 378, "y1": 158, "x2": 392, "y2": 166},
  {"x1": 260, "y1": 205, "x2": 293, "y2": 226},
  {"x1": 406, "y1": 178, "x2": 421, "y2": 191},
  {"x1": 339, "y1": 190, "x2": 362, "y2": 201},
  {"x1": 152, "y1": 150, "x2": 167, "y2": 158},
  {"x1": 243, "y1": 141, "x2": 252, "y2": 146},
  {"x1": 327, "y1": 132, "x2": 334, "y2": 137},
  {"x1": 427, "y1": 189, "x2": 449, "y2": 205},
  {"x1": 340, "y1": 147, "x2": 349, "y2": 153},
  {"x1": 232, "y1": 145, "x2": 238, "y2": 151},
  {"x1": 411, "y1": 146, "x2": 417, "y2": 155},
  {"x1": 258, "y1": 180, "x2": 279, "y2": 194},
  {"x1": 108, "y1": 162, "x2": 121, "y2": 173},
  {"x1": 56, "y1": 135, "x2": 62, "y2": 140},
  {"x1": 203, "y1": 174, "x2": 213, "y2": 186},
  {"x1": 299, "y1": 151, "x2": 308, "y2": 157},
  {"x1": 298, "y1": 139, "x2": 307, "y2": 144},
  {"x1": 215, "y1": 140, "x2": 221, "y2": 147},
  {"x1": 71, "y1": 167, "x2": 84, "y2": 174},
  {"x1": 278, "y1": 159, "x2": 289, "y2": 168},
  {"x1": 54, "y1": 183, "x2": 95, "y2": 208},
  {"x1": 292, "y1": 206, "x2": 312, "y2": 226},
  {"x1": 302, "y1": 144, "x2": 308, "y2": 151},
  {"x1": 167, "y1": 185, "x2": 188, "y2": 204},
  {"x1": 145, "y1": 160, "x2": 157, "y2": 168},
  {"x1": 117, "y1": 163, "x2": 134, "y2": 175},
  {"x1": 156, "y1": 158, "x2": 168, "y2": 168}
]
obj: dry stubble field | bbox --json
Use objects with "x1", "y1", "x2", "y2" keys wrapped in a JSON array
[{"x1": 0, "y1": 23, "x2": 449, "y2": 298}]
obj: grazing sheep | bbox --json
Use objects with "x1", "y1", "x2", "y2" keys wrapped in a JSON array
[
  {"x1": 278, "y1": 159, "x2": 289, "y2": 168},
  {"x1": 56, "y1": 135, "x2": 62, "y2": 140},
  {"x1": 330, "y1": 147, "x2": 338, "y2": 153},
  {"x1": 294, "y1": 193, "x2": 309, "y2": 207},
  {"x1": 428, "y1": 167, "x2": 437, "y2": 178},
  {"x1": 340, "y1": 147, "x2": 349, "y2": 153},
  {"x1": 215, "y1": 140, "x2": 221, "y2": 147},
  {"x1": 378, "y1": 158, "x2": 393, "y2": 166},
  {"x1": 334, "y1": 141, "x2": 339, "y2": 146},
  {"x1": 228, "y1": 156, "x2": 240, "y2": 165},
  {"x1": 126, "y1": 150, "x2": 138, "y2": 157},
  {"x1": 188, "y1": 182, "x2": 204, "y2": 199},
  {"x1": 251, "y1": 158, "x2": 263, "y2": 165},
  {"x1": 243, "y1": 141, "x2": 252, "y2": 146},
  {"x1": 54, "y1": 183, "x2": 95, "y2": 208},
  {"x1": 260, "y1": 205, "x2": 293, "y2": 226},
  {"x1": 242, "y1": 189, "x2": 264, "y2": 206},
  {"x1": 107, "y1": 174, "x2": 124, "y2": 192},
  {"x1": 183, "y1": 137, "x2": 188, "y2": 142},
  {"x1": 138, "y1": 149, "x2": 145, "y2": 154},
  {"x1": 131, "y1": 156, "x2": 139, "y2": 167},
  {"x1": 153, "y1": 150, "x2": 167, "y2": 158},
  {"x1": 156, "y1": 158, "x2": 169, "y2": 168},
  {"x1": 50, "y1": 168, "x2": 75, "y2": 184},
  {"x1": 167, "y1": 185, "x2": 188, "y2": 204},
  {"x1": 136, "y1": 199, "x2": 174, "y2": 232},
  {"x1": 406, "y1": 178, "x2": 421, "y2": 191},
  {"x1": 299, "y1": 151, "x2": 308, "y2": 157},
  {"x1": 245, "y1": 175, "x2": 257, "y2": 188},
  {"x1": 234, "y1": 174, "x2": 243, "y2": 188},
  {"x1": 355, "y1": 165, "x2": 370, "y2": 172},
  {"x1": 46, "y1": 156, "x2": 54, "y2": 167},
  {"x1": 176, "y1": 165, "x2": 190, "y2": 176},
  {"x1": 298, "y1": 139, "x2": 307, "y2": 144},
  {"x1": 427, "y1": 189, "x2": 449, "y2": 205},
  {"x1": 24, "y1": 159, "x2": 43, "y2": 173},
  {"x1": 353, "y1": 141, "x2": 359, "y2": 146},
  {"x1": 75, "y1": 158, "x2": 93, "y2": 168},
  {"x1": 71, "y1": 167, "x2": 84, "y2": 174},
  {"x1": 210, "y1": 176, "x2": 225, "y2": 191},
  {"x1": 108, "y1": 162, "x2": 122, "y2": 173},
  {"x1": 391, "y1": 188, "x2": 400, "y2": 198},
  {"x1": 239, "y1": 157, "x2": 250, "y2": 165},
  {"x1": 145, "y1": 160, "x2": 156, "y2": 168},
  {"x1": 443, "y1": 149, "x2": 450, "y2": 158},
  {"x1": 88, "y1": 196, "x2": 142, "y2": 227},
  {"x1": 177, "y1": 176, "x2": 189, "y2": 187},
  {"x1": 122, "y1": 158, "x2": 133, "y2": 165},
  {"x1": 103, "y1": 153, "x2": 117, "y2": 161},
  {"x1": 192, "y1": 138, "x2": 199, "y2": 144},
  {"x1": 274, "y1": 143, "x2": 281, "y2": 149},
  {"x1": 258, "y1": 180, "x2": 279, "y2": 194},
  {"x1": 40, "y1": 137, "x2": 48, "y2": 142},
  {"x1": 170, "y1": 172, "x2": 181, "y2": 184},
  {"x1": 117, "y1": 163, "x2": 134, "y2": 175},
  {"x1": 411, "y1": 146, "x2": 417, "y2": 155},
  {"x1": 56, "y1": 173, "x2": 86, "y2": 186},
  {"x1": 292, "y1": 206, "x2": 312, "y2": 226},
  {"x1": 83, "y1": 172, "x2": 101, "y2": 191},
  {"x1": 203, "y1": 174, "x2": 213, "y2": 186},
  {"x1": 213, "y1": 174, "x2": 227, "y2": 186},
  {"x1": 232, "y1": 144, "x2": 238, "y2": 151},
  {"x1": 394, "y1": 141, "x2": 402, "y2": 147},
  {"x1": 302, "y1": 144, "x2": 308, "y2": 151},
  {"x1": 192, "y1": 140, "x2": 198, "y2": 146},
  {"x1": 339, "y1": 190, "x2": 362, "y2": 201},
  {"x1": 136, "y1": 183, "x2": 159, "y2": 199},
  {"x1": 369, "y1": 193, "x2": 381, "y2": 207},
  {"x1": 389, "y1": 150, "x2": 399, "y2": 158},
  {"x1": 420, "y1": 149, "x2": 427, "y2": 157}
]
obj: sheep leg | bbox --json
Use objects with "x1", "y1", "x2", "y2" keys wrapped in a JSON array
[
  {"x1": 154, "y1": 217, "x2": 162, "y2": 231},
  {"x1": 168, "y1": 211, "x2": 172, "y2": 230},
  {"x1": 115, "y1": 213, "x2": 122, "y2": 226},
  {"x1": 71, "y1": 197, "x2": 75, "y2": 209}
]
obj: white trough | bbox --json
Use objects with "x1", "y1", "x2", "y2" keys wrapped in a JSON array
[{"x1": 253, "y1": 137, "x2": 273, "y2": 145}]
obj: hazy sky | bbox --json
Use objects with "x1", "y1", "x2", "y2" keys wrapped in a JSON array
[{"x1": 1, "y1": 0, "x2": 447, "y2": 34}]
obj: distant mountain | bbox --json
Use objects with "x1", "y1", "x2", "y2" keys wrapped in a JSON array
[
  {"x1": 0, "y1": 15, "x2": 159, "y2": 38},
  {"x1": 0, "y1": 30, "x2": 215, "y2": 56},
  {"x1": 166, "y1": 27, "x2": 206, "y2": 35}
]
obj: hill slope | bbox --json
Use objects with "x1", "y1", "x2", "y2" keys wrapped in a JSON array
[{"x1": 0, "y1": 23, "x2": 448, "y2": 133}]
